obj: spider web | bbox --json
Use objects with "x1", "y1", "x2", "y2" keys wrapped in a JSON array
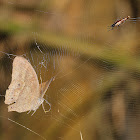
[{"x1": 0, "y1": 0, "x2": 140, "y2": 140}]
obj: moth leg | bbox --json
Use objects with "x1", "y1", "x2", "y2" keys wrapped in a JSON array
[
  {"x1": 27, "y1": 110, "x2": 32, "y2": 114},
  {"x1": 30, "y1": 104, "x2": 39, "y2": 116},
  {"x1": 31, "y1": 100, "x2": 42, "y2": 116},
  {"x1": 42, "y1": 98, "x2": 51, "y2": 113},
  {"x1": 31, "y1": 110, "x2": 37, "y2": 116},
  {"x1": 42, "y1": 102, "x2": 46, "y2": 113},
  {"x1": 40, "y1": 74, "x2": 43, "y2": 93}
]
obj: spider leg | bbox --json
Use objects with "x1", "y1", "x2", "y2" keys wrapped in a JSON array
[
  {"x1": 117, "y1": 25, "x2": 120, "y2": 29},
  {"x1": 107, "y1": 26, "x2": 114, "y2": 32}
]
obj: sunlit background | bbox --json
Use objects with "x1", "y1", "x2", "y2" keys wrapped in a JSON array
[{"x1": 0, "y1": 0, "x2": 140, "y2": 140}]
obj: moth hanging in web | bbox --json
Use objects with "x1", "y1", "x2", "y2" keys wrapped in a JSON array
[{"x1": 4, "y1": 56, "x2": 55, "y2": 116}]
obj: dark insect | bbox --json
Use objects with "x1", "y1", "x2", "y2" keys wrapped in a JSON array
[{"x1": 109, "y1": 16, "x2": 130, "y2": 30}]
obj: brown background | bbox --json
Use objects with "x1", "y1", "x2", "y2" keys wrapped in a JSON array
[{"x1": 0, "y1": 0, "x2": 140, "y2": 140}]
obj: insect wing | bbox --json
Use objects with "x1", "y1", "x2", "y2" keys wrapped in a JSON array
[
  {"x1": 39, "y1": 76, "x2": 55, "y2": 98},
  {"x1": 5, "y1": 56, "x2": 28, "y2": 105},
  {"x1": 5, "y1": 56, "x2": 40, "y2": 113}
]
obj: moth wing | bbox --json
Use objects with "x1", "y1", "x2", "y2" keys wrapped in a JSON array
[
  {"x1": 6, "y1": 56, "x2": 40, "y2": 113},
  {"x1": 5, "y1": 56, "x2": 28, "y2": 105}
]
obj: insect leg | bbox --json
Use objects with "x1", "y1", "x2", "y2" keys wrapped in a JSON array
[
  {"x1": 42, "y1": 102, "x2": 46, "y2": 113},
  {"x1": 27, "y1": 110, "x2": 32, "y2": 114},
  {"x1": 42, "y1": 98, "x2": 51, "y2": 113},
  {"x1": 31, "y1": 110, "x2": 37, "y2": 116}
]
